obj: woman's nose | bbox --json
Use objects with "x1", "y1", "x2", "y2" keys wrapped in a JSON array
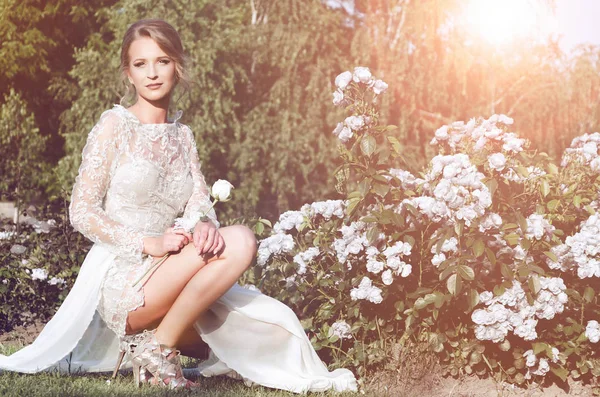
[{"x1": 147, "y1": 64, "x2": 158, "y2": 78}]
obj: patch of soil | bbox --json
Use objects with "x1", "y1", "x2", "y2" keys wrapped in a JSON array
[
  {"x1": 365, "y1": 363, "x2": 595, "y2": 397},
  {"x1": 363, "y1": 341, "x2": 595, "y2": 397},
  {"x1": 0, "y1": 321, "x2": 45, "y2": 347}
]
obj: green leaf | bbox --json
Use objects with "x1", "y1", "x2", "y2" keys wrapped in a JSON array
[
  {"x1": 358, "y1": 179, "x2": 372, "y2": 196},
  {"x1": 516, "y1": 212, "x2": 528, "y2": 234},
  {"x1": 458, "y1": 265, "x2": 475, "y2": 281},
  {"x1": 472, "y1": 239, "x2": 485, "y2": 258},
  {"x1": 468, "y1": 288, "x2": 480, "y2": 310},
  {"x1": 259, "y1": 218, "x2": 272, "y2": 227},
  {"x1": 485, "y1": 248, "x2": 497, "y2": 265},
  {"x1": 346, "y1": 197, "x2": 361, "y2": 216},
  {"x1": 360, "y1": 134, "x2": 376, "y2": 157},
  {"x1": 540, "y1": 179, "x2": 550, "y2": 197},
  {"x1": 371, "y1": 181, "x2": 390, "y2": 198},
  {"x1": 255, "y1": 222, "x2": 265, "y2": 235},
  {"x1": 500, "y1": 263, "x2": 513, "y2": 279},
  {"x1": 551, "y1": 367, "x2": 569, "y2": 382},
  {"x1": 447, "y1": 274, "x2": 462, "y2": 295},
  {"x1": 533, "y1": 342, "x2": 548, "y2": 354},
  {"x1": 528, "y1": 274, "x2": 541, "y2": 295},
  {"x1": 584, "y1": 287, "x2": 595, "y2": 303},
  {"x1": 573, "y1": 195, "x2": 582, "y2": 208},
  {"x1": 439, "y1": 266, "x2": 455, "y2": 281},
  {"x1": 366, "y1": 227, "x2": 380, "y2": 245},
  {"x1": 504, "y1": 233, "x2": 520, "y2": 246},
  {"x1": 387, "y1": 136, "x2": 403, "y2": 155},
  {"x1": 502, "y1": 223, "x2": 519, "y2": 231},
  {"x1": 454, "y1": 221, "x2": 464, "y2": 236},
  {"x1": 547, "y1": 199, "x2": 560, "y2": 212},
  {"x1": 543, "y1": 251, "x2": 558, "y2": 263},
  {"x1": 485, "y1": 178, "x2": 498, "y2": 196}
]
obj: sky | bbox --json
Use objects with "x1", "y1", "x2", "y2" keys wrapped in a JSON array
[
  {"x1": 322, "y1": 0, "x2": 599, "y2": 51},
  {"x1": 555, "y1": 0, "x2": 600, "y2": 51}
]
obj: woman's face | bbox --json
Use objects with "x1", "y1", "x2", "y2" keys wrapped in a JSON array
[{"x1": 126, "y1": 37, "x2": 177, "y2": 104}]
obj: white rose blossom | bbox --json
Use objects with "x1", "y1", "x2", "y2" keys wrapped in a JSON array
[
  {"x1": 488, "y1": 153, "x2": 506, "y2": 171},
  {"x1": 545, "y1": 213, "x2": 600, "y2": 278},
  {"x1": 372, "y1": 79, "x2": 388, "y2": 95},
  {"x1": 257, "y1": 233, "x2": 295, "y2": 267},
  {"x1": 352, "y1": 67, "x2": 372, "y2": 84},
  {"x1": 350, "y1": 277, "x2": 383, "y2": 304},
  {"x1": 472, "y1": 278, "x2": 567, "y2": 343},
  {"x1": 344, "y1": 115, "x2": 365, "y2": 131},
  {"x1": 31, "y1": 268, "x2": 48, "y2": 281},
  {"x1": 211, "y1": 179, "x2": 234, "y2": 201},
  {"x1": 329, "y1": 320, "x2": 352, "y2": 339},
  {"x1": 293, "y1": 247, "x2": 320, "y2": 275},
  {"x1": 335, "y1": 71, "x2": 352, "y2": 90},
  {"x1": 332, "y1": 89, "x2": 344, "y2": 106},
  {"x1": 586, "y1": 320, "x2": 600, "y2": 343}
]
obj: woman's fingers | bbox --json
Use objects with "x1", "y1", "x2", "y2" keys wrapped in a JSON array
[
  {"x1": 194, "y1": 226, "x2": 209, "y2": 255},
  {"x1": 202, "y1": 227, "x2": 216, "y2": 254},
  {"x1": 207, "y1": 231, "x2": 221, "y2": 254},
  {"x1": 213, "y1": 234, "x2": 225, "y2": 255},
  {"x1": 171, "y1": 229, "x2": 193, "y2": 244},
  {"x1": 164, "y1": 234, "x2": 188, "y2": 252}
]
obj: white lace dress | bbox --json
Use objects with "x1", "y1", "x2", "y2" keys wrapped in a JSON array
[
  {"x1": 69, "y1": 104, "x2": 218, "y2": 337},
  {"x1": 0, "y1": 104, "x2": 357, "y2": 393}
]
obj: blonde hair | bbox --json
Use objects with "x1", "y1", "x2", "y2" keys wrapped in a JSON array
[{"x1": 119, "y1": 19, "x2": 190, "y2": 106}]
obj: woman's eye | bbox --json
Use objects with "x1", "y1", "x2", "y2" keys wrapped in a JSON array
[
  {"x1": 159, "y1": 59, "x2": 171, "y2": 64},
  {"x1": 134, "y1": 63, "x2": 144, "y2": 67}
]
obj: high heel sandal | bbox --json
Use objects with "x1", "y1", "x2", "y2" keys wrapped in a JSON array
[
  {"x1": 130, "y1": 329, "x2": 198, "y2": 389},
  {"x1": 111, "y1": 333, "x2": 148, "y2": 379}
]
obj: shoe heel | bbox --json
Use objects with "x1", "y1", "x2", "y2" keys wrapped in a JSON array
[
  {"x1": 112, "y1": 350, "x2": 126, "y2": 379},
  {"x1": 132, "y1": 362, "x2": 142, "y2": 387}
]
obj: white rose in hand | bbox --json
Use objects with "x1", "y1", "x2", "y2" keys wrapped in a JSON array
[{"x1": 212, "y1": 179, "x2": 234, "y2": 202}]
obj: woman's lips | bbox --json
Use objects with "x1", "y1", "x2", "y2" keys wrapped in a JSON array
[{"x1": 146, "y1": 83, "x2": 163, "y2": 89}]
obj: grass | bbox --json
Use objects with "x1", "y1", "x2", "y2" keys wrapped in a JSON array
[{"x1": 0, "y1": 343, "x2": 365, "y2": 397}]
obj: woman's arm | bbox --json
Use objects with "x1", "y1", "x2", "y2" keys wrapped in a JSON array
[
  {"x1": 173, "y1": 126, "x2": 220, "y2": 230},
  {"x1": 69, "y1": 110, "x2": 146, "y2": 261}
]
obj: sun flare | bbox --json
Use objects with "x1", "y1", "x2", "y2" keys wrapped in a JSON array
[{"x1": 463, "y1": 0, "x2": 556, "y2": 46}]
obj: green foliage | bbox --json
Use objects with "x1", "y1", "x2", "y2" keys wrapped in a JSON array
[
  {"x1": 0, "y1": 0, "x2": 118, "y2": 163},
  {"x1": 0, "y1": 89, "x2": 49, "y2": 228},
  {"x1": 0, "y1": 202, "x2": 91, "y2": 333}
]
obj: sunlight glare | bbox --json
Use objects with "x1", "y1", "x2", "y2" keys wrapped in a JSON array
[{"x1": 463, "y1": 0, "x2": 556, "y2": 46}]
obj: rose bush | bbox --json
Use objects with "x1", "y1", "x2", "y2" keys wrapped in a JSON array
[
  {"x1": 0, "y1": 202, "x2": 91, "y2": 332},
  {"x1": 255, "y1": 66, "x2": 600, "y2": 387}
]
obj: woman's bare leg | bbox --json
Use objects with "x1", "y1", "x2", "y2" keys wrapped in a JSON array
[
  {"x1": 126, "y1": 224, "x2": 257, "y2": 348},
  {"x1": 178, "y1": 324, "x2": 209, "y2": 359}
]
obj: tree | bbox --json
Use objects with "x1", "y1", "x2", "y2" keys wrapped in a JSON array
[
  {"x1": 56, "y1": 0, "x2": 352, "y2": 221},
  {"x1": 0, "y1": 0, "x2": 118, "y2": 163},
  {"x1": 0, "y1": 89, "x2": 48, "y2": 232}
]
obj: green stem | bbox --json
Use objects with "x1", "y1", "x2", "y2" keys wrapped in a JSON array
[
  {"x1": 132, "y1": 253, "x2": 170, "y2": 289},
  {"x1": 321, "y1": 343, "x2": 352, "y2": 359}
]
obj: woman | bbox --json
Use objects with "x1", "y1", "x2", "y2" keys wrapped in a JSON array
[{"x1": 0, "y1": 19, "x2": 357, "y2": 393}]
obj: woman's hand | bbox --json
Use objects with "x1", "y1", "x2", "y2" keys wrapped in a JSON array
[
  {"x1": 143, "y1": 227, "x2": 193, "y2": 257},
  {"x1": 193, "y1": 220, "x2": 225, "y2": 256}
]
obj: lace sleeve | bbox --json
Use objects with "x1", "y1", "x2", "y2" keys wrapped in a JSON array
[
  {"x1": 173, "y1": 126, "x2": 220, "y2": 230},
  {"x1": 69, "y1": 110, "x2": 146, "y2": 261}
]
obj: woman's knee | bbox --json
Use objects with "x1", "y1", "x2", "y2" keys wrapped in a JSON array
[{"x1": 227, "y1": 224, "x2": 257, "y2": 265}]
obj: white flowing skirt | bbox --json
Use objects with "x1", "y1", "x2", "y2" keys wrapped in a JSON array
[{"x1": 0, "y1": 244, "x2": 357, "y2": 394}]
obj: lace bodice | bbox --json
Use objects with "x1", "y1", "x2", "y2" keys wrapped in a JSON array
[{"x1": 69, "y1": 104, "x2": 219, "y2": 261}]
